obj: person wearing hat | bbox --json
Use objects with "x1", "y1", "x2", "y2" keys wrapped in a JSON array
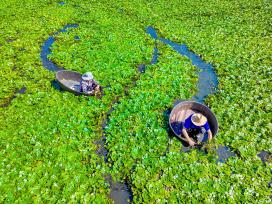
[
  {"x1": 80, "y1": 72, "x2": 100, "y2": 94},
  {"x1": 182, "y1": 113, "x2": 213, "y2": 146}
]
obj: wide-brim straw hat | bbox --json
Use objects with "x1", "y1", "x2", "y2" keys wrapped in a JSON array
[
  {"x1": 191, "y1": 113, "x2": 207, "y2": 126},
  {"x1": 82, "y1": 72, "x2": 93, "y2": 80}
]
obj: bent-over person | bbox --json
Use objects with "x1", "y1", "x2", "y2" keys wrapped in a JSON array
[
  {"x1": 80, "y1": 72, "x2": 100, "y2": 94},
  {"x1": 182, "y1": 113, "x2": 213, "y2": 146}
]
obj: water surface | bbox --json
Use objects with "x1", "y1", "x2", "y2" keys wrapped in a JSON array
[
  {"x1": 147, "y1": 26, "x2": 218, "y2": 103},
  {"x1": 40, "y1": 24, "x2": 78, "y2": 72}
]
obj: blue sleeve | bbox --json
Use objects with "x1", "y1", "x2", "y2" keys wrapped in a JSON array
[
  {"x1": 80, "y1": 80, "x2": 83, "y2": 92},
  {"x1": 183, "y1": 115, "x2": 192, "y2": 129},
  {"x1": 203, "y1": 122, "x2": 210, "y2": 131}
]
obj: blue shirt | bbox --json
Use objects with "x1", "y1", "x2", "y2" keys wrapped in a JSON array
[{"x1": 184, "y1": 114, "x2": 210, "y2": 131}]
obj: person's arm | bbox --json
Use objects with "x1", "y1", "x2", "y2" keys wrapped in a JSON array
[
  {"x1": 182, "y1": 128, "x2": 196, "y2": 146},
  {"x1": 81, "y1": 81, "x2": 86, "y2": 92},
  {"x1": 93, "y1": 80, "x2": 100, "y2": 91},
  {"x1": 207, "y1": 130, "x2": 213, "y2": 140},
  {"x1": 82, "y1": 81, "x2": 92, "y2": 94}
]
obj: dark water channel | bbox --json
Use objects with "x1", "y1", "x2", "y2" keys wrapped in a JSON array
[
  {"x1": 257, "y1": 151, "x2": 272, "y2": 164},
  {"x1": 147, "y1": 26, "x2": 236, "y2": 162},
  {"x1": 39, "y1": 23, "x2": 237, "y2": 202},
  {"x1": 40, "y1": 24, "x2": 142, "y2": 204},
  {"x1": 40, "y1": 24, "x2": 78, "y2": 72},
  {"x1": 146, "y1": 26, "x2": 218, "y2": 103},
  {"x1": 97, "y1": 30, "x2": 159, "y2": 204}
]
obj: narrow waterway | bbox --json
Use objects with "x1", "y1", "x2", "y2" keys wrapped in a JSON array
[
  {"x1": 146, "y1": 26, "x2": 237, "y2": 162},
  {"x1": 40, "y1": 24, "x2": 161, "y2": 204},
  {"x1": 98, "y1": 32, "x2": 159, "y2": 204},
  {"x1": 40, "y1": 24, "x2": 78, "y2": 72},
  {"x1": 147, "y1": 26, "x2": 218, "y2": 104}
]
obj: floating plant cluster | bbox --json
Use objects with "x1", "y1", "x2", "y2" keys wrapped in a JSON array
[{"x1": 0, "y1": 0, "x2": 271, "y2": 203}]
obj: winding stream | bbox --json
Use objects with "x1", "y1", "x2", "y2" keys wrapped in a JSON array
[
  {"x1": 40, "y1": 24, "x2": 151, "y2": 204},
  {"x1": 98, "y1": 31, "x2": 159, "y2": 204},
  {"x1": 147, "y1": 27, "x2": 237, "y2": 162},
  {"x1": 40, "y1": 24, "x2": 239, "y2": 203},
  {"x1": 40, "y1": 24, "x2": 78, "y2": 71},
  {"x1": 147, "y1": 26, "x2": 218, "y2": 103}
]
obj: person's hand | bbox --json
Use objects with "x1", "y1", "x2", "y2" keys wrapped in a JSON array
[{"x1": 188, "y1": 139, "x2": 196, "y2": 146}]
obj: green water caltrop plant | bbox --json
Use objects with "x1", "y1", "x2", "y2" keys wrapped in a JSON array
[{"x1": 0, "y1": 0, "x2": 271, "y2": 203}]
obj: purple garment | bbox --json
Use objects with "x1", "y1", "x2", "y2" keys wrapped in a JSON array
[
  {"x1": 80, "y1": 79, "x2": 98, "y2": 93},
  {"x1": 184, "y1": 114, "x2": 210, "y2": 132}
]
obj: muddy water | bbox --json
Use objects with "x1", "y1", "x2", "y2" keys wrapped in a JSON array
[
  {"x1": 216, "y1": 145, "x2": 236, "y2": 163},
  {"x1": 258, "y1": 150, "x2": 272, "y2": 164}
]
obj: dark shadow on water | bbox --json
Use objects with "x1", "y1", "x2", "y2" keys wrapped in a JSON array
[
  {"x1": 18, "y1": 87, "x2": 27, "y2": 94},
  {"x1": 0, "y1": 87, "x2": 26, "y2": 108},
  {"x1": 6, "y1": 39, "x2": 15, "y2": 43},
  {"x1": 137, "y1": 39, "x2": 159, "y2": 73},
  {"x1": 51, "y1": 80, "x2": 63, "y2": 91},
  {"x1": 74, "y1": 36, "x2": 80, "y2": 40},
  {"x1": 94, "y1": 135, "x2": 108, "y2": 163},
  {"x1": 216, "y1": 145, "x2": 236, "y2": 163},
  {"x1": 137, "y1": 64, "x2": 146, "y2": 73},
  {"x1": 257, "y1": 150, "x2": 272, "y2": 164},
  {"x1": 105, "y1": 175, "x2": 133, "y2": 204}
]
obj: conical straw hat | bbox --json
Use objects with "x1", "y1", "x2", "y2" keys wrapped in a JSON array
[
  {"x1": 82, "y1": 72, "x2": 93, "y2": 80},
  {"x1": 191, "y1": 113, "x2": 207, "y2": 126}
]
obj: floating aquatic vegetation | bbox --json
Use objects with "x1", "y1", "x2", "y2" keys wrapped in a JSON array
[{"x1": 0, "y1": 0, "x2": 271, "y2": 203}]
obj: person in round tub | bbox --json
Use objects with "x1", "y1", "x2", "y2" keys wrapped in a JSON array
[
  {"x1": 182, "y1": 113, "x2": 213, "y2": 146},
  {"x1": 80, "y1": 72, "x2": 100, "y2": 94}
]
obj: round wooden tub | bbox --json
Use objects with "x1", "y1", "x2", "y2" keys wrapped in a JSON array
[
  {"x1": 56, "y1": 70, "x2": 99, "y2": 96},
  {"x1": 169, "y1": 101, "x2": 218, "y2": 142}
]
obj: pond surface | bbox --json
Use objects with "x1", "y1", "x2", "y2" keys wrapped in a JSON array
[
  {"x1": 257, "y1": 150, "x2": 272, "y2": 163},
  {"x1": 216, "y1": 145, "x2": 236, "y2": 163}
]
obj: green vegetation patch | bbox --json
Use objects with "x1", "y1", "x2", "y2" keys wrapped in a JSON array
[{"x1": 0, "y1": 0, "x2": 271, "y2": 203}]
